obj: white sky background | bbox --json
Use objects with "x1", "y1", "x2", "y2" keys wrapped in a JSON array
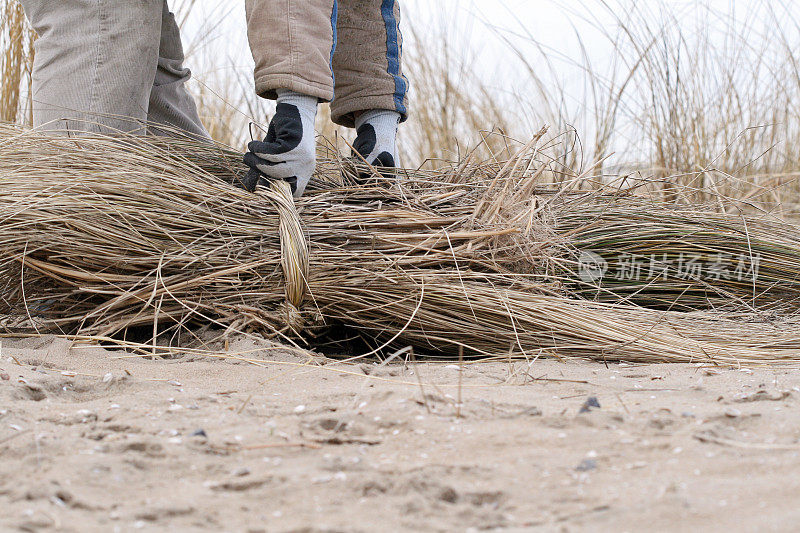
[{"x1": 177, "y1": 1, "x2": 800, "y2": 166}]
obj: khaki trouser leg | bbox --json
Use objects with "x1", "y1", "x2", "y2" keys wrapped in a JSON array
[
  {"x1": 245, "y1": 0, "x2": 408, "y2": 127},
  {"x1": 331, "y1": 0, "x2": 408, "y2": 127},
  {"x1": 21, "y1": 0, "x2": 207, "y2": 137},
  {"x1": 245, "y1": 0, "x2": 338, "y2": 102},
  {"x1": 148, "y1": 2, "x2": 210, "y2": 138}
]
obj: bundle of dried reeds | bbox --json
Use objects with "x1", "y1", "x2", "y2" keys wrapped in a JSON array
[
  {"x1": 2, "y1": 124, "x2": 800, "y2": 364},
  {"x1": 549, "y1": 198, "x2": 800, "y2": 311}
]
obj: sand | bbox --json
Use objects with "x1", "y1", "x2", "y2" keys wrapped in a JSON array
[{"x1": 2, "y1": 334, "x2": 800, "y2": 532}]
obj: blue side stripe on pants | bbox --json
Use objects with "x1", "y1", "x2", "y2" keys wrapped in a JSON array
[
  {"x1": 381, "y1": 0, "x2": 407, "y2": 115},
  {"x1": 330, "y1": 0, "x2": 339, "y2": 93}
]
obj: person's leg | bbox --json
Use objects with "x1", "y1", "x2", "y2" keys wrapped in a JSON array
[
  {"x1": 330, "y1": 0, "x2": 408, "y2": 129},
  {"x1": 147, "y1": 0, "x2": 209, "y2": 139},
  {"x1": 245, "y1": 0, "x2": 338, "y2": 103},
  {"x1": 243, "y1": 0, "x2": 337, "y2": 196},
  {"x1": 20, "y1": 0, "x2": 163, "y2": 134}
]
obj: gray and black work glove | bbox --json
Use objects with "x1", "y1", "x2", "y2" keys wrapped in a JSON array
[
  {"x1": 352, "y1": 109, "x2": 401, "y2": 170},
  {"x1": 242, "y1": 90, "x2": 318, "y2": 198}
]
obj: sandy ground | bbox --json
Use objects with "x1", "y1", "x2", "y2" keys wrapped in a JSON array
[{"x1": 2, "y1": 335, "x2": 800, "y2": 532}]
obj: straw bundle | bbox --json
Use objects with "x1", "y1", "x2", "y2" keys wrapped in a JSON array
[
  {"x1": 3, "y1": 124, "x2": 800, "y2": 364},
  {"x1": 550, "y1": 199, "x2": 800, "y2": 311}
]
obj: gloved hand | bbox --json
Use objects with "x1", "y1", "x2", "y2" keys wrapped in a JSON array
[
  {"x1": 242, "y1": 90, "x2": 318, "y2": 198},
  {"x1": 352, "y1": 109, "x2": 401, "y2": 169}
]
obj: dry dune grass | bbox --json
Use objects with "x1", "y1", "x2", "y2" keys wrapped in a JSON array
[
  {"x1": 483, "y1": 1, "x2": 800, "y2": 209},
  {"x1": 2, "y1": 125, "x2": 800, "y2": 366},
  {"x1": 551, "y1": 198, "x2": 800, "y2": 311}
]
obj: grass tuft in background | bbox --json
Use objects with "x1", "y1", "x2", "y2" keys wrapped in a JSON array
[{"x1": 0, "y1": 0, "x2": 34, "y2": 125}]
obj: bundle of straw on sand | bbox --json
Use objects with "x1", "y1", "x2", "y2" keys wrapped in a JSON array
[
  {"x1": 549, "y1": 198, "x2": 800, "y2": 311},
  {"x1": 2, "y1": 125, "x2": 800, "y2": 364}
]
